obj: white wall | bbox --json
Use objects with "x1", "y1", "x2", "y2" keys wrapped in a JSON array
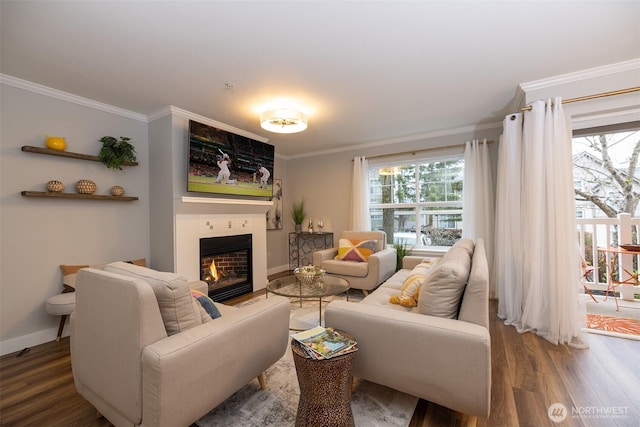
[{"x1": 0, "y1": 83, "x2": 150, "y2": 355}]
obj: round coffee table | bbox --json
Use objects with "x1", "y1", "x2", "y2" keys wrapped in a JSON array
[{"x1": 267, "y1": 275, "x2": 350, "y2": 328}]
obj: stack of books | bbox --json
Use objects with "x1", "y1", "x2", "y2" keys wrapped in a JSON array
[{"x1": 292, "y1": 326, "x2": 358, "y2": 360}]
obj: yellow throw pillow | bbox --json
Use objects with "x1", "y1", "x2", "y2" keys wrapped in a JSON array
[{"x1": 389, "y1": 274, "x2": 426, "y2": 308}]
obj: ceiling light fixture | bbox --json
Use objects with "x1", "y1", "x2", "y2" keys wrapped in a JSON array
[{"x1": 260, "y1": 108, "x2": 308, "y2": 134}]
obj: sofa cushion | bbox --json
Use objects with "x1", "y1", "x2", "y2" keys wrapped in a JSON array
[
  {"x1": 322, "y1": 259, "x2": 369, "y2": 277},
  {"x1": 389, "y1": 274, "x2": 426, "y2": 307},
  {"x1": 452, "y1": 238, "x2": 475, "y2": 257},
  {"x1": 104, "y1": 262, "x2": 200, "y2": 335},
  {"x1": 410, "y1": 259, "x2": 438, "y2": 277},
  {"x1": 417, "y1": 247, "x2": 471, "y2": 319},
  {"x1": 335, "y1": 238, "x2": 377, "y2": 262}
]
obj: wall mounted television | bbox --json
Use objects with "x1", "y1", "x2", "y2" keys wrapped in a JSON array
[{"x1": 187, "y1": 120, "x2": 275, "y2": 198}]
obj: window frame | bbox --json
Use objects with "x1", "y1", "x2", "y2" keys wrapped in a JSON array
[{"x1": 368, "y1": 153, "x2": 464, "y2": 249}]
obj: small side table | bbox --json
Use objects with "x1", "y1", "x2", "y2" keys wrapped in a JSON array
[{"x1": 291, "y1": 330, "x2": 357, "y2": 427}]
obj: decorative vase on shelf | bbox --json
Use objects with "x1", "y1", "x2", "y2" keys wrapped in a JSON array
[
  {"x1": 45, "y1": 135, "x2": 67, "y2": 151},
  {"x1": 308, "y1": 218, "x2": 314, "y2": 233},
  {"x1": 75, "y1": 179, "x2": 96, "y2": 194},
  {"x1": 111, "y1": 185, "x2": 125, "y2": 196},
  {"x1": 46, "y1": 180, "x2": 64, "y2": 192},
  {"x1": 295, "y1": 224, "x2": 302, "y2": 233}
]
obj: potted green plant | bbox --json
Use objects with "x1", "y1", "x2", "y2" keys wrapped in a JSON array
[
  {"x1": 394, "y1": 240, "x2": 412, "y2": 271},
  {"x1": 98, "y1": 136, "x2": 136, "y2": 170},
  {"x1": 291, "y1": 199, "x2": 306, "y2": 232}
]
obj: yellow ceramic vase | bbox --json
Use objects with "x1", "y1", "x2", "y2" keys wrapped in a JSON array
[{"x1": 45, "y1": 135, "x2": 67, "y2": 151}]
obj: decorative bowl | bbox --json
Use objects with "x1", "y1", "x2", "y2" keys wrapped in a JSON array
[
  {"x1": 46, "y1": 180, "x2": 64, "y2": 192},
  {"x1": 111, "y1": 185, "x2": 125, "y2": 196},
  {"x1": 294, "y1": 266, "x2": 325, "y2": 285},
  {"x1": 75, "y1": 179, "x2": 96, "y2": 194}
]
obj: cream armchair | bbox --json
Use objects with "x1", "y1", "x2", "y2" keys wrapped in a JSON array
[
  {"x1": 313, "y1": 230, "x2": 397, "y2": 294},
  {"x1": 71, "y1": 263, "x2": 290, "y2": 427}
]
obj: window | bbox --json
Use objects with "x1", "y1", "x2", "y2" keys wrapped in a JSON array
[
  {"x1": 572, "y1": 127, "x2": 639, "y2": 218},
  {"x1": 369, "y1": 156, "x2": 464, "y2": 247}
]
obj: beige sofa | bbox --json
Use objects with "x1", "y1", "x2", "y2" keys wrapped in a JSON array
[
  {"x1": 325, "y1": 238, "x2": 491, "y2": 418},
  {"x1": 313, "y1": 230, "x2": 397, "y2": 293},
  {"x1": 71, "y1": 262, "x2": 290, "y2": 427}
]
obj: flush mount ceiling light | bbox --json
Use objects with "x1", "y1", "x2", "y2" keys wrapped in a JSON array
[{"x1": 260, "y1": 108, "x2": 308, "y2": 134}]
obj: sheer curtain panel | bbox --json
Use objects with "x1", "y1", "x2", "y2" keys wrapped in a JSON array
[
  {"x1": 463, "y1": 139, "x2": 496, "y2": 297},
  {"x1": 496, "y1": 98, "x2": 587, "y2": 348},
  {"x1": 350, "y1": 156, "x2": 371, "y2": 231}
]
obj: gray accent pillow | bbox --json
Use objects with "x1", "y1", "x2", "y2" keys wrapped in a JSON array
[
  {"x1": 417, "y1": 247, "x2": 471, "y2": 319},
  {"x1": 104, "y1": 262, "x2": 200, "y2": 335}
]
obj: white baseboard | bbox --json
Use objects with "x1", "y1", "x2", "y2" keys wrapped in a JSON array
[
  {"x1": 267, "y1": 264, "x2": 290, "y2": 278},
  {"x1": 0, "y1": 327, "x2": 64, "y2": 356}
]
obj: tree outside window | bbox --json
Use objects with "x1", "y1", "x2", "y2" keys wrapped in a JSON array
[{"x1": 369, "y1": 157, "x2": 464, "y2": 247}]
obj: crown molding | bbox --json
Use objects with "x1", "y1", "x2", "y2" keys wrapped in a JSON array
[
  {"x1": 520, "y1": 58, "x2": 640, "y2": 92},
  {"x1": 0, "y1": 74, "x2": 148, "y2": 122},
  {"x1": 148, "y1": 105, "x2": 269, "y2": 143},
  {"x1": 282, "y1": 121, "x2": 503, "y2": 160}
]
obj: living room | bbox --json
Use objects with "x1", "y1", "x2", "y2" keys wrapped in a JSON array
[{"x1": 1, "y1": 1, "x2": 639, "y2": 425}]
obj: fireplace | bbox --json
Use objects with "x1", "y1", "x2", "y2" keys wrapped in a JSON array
[{"x1": 200, "y1": 234, "x2": 252, "y2": 302}]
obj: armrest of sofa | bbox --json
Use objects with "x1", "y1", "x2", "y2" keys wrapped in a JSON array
[
  {"x1": 402, "y1": 255, "x2": 439, "y2": 270},
  {"x1": 325, "y1": 300, "x2": 491, "y2": 417},
  {"x1": 140, "y1": 296, "x2": 291, "y2": 427},
  {"x1": 313, "y1": 247, "x2": 338, "y2": 265},
  {"x1": 368, "y1": 247, "x2": 397, "y2": 283},
  {"x1": 188, "y1": 280, "x2": 208, "y2": 294}
]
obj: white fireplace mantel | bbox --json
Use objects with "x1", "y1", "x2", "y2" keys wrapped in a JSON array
[
  {"x1": 175, "y1": 196, "x2": 273, "y2": 215},
  {"x1": 174, "y1": 196, "x2": 271, "y2": 292}
]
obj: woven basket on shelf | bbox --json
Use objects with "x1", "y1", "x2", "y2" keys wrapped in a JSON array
[
  {"x1": 111, "y1": 185, "x2": 125, "y2": 196},
  {"x1": 75, "y1": 179, "x2": 96, "y2": 194},
  {"x1": 46, "y1": 180, "x2": 64, "y2": 193}
]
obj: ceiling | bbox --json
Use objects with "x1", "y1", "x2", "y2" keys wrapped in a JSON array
[{"x1": 1, "y1": 1, "x2": 639, "y2": 157}]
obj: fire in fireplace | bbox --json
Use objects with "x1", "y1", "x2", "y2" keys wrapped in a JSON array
[{"x1": 200, "y1": 234, "x2": 252, "y2": 302}]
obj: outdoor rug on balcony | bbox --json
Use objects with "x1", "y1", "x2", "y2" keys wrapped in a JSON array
[
  {"x1": 586, "y1": 313, "x2": 640, "y2": 340},
  {"x1": 585, "y1": 295, "x2": 640, "y2": 340},
  {"x1": 195, "y1": 344, "x2": 418, "y2": 427}
]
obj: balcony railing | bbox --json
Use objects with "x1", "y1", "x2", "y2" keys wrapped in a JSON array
[{"x1": 577, "y1": 213, "x2": 639, "y2": 295}]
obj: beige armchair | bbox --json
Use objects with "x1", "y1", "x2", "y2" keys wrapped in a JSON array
[
  {"x1": 313, "y1": 230, "x2": 397, "y2": 294},
  {"x1": 71, "y1": 263, "x2": 290, "y2": 427}
]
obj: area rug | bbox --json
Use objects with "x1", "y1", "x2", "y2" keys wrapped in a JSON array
[
  {"x1": 584, "y1": 294, "x2": 640, "y2": 340},
  {"x1": 241, "y1": 292, "x2": 364, "y2": 331},
  {"x1": 586, "y1": 313, "x2": 640, "y2": 340},
  {"x1": 195, "y1": 344, "x2": 418, "y2": 427}
]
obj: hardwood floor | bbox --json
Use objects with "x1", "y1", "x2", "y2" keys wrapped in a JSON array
[{"x1": 2, "y1": 298, "x2": 639, "y2": 426}]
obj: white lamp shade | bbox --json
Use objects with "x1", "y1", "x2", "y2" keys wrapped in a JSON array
[{"x1": 260, "y1": 109, "x2": 308, "y2": 134}]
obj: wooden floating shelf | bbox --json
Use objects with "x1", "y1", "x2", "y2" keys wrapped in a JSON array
[
  {"x1": 21, "y1": 146, "x2": 138, "y2": 166},
  {"x1": 21, "y1": 191, "x2": 139, "y2": 201}
]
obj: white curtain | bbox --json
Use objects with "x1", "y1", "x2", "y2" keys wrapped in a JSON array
[
  {"x1": 463, "y1": 139, "x2": 496, "y2": 297},
  {"x1": 496, "y1": 98, "x2": 587, "y2": 348},
  {"x1": 350, "y1": 156, "x2": 371, "y2": 231}
]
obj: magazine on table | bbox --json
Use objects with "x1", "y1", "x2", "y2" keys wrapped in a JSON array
[{"x1": 292, "y1": 326, "x2": 358, "y2": 359}]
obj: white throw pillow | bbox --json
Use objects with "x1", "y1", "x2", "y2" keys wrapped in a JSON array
[{"x1": 417, "y1": 247, "x2": 471, "y2": 319}]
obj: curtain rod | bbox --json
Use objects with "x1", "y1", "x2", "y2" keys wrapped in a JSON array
[
  {"x1": 362, "y1": 139, "x2": 493, "y2": 161},
  {"x1": 520, "y1": 86, "x2": 640, "y2": 112}
]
